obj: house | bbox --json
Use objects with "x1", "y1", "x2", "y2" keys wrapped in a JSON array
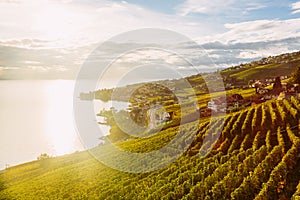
[
  {"x1": 147, "y1": 106, "x2": 171, "y2": 129},
  {"x1": 225, "y1": 83, "x2": 233, "y2": 89},
  {"x1": 257, "y1": 88, "x2": 269, "y2": 95},
  {"x1": 207, "y1": 97, "x2": 227, "y2": 112},
  {"x1": 207, "y1": 100, "x2": 218, "y2": 111}
]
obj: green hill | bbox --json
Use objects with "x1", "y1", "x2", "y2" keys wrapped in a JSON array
[
  {"x1": 91, "y1": 51, "x2": 300, "y2": 105},
  {"x1": 221, "y1": 51, "x2": 300, "y2": 81},
  {"x1": 1, "y1": 96, "x2": 300, "y2": 199},
  {"x1": 2, "y1": 51, "x2": 300, "y2": 200}
]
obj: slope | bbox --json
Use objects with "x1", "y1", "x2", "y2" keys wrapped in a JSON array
[{"x1": 1, "y1": 96, "x2": 300, "y2": 200}]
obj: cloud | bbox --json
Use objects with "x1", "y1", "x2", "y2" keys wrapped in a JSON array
[
  {"x1": 0, "y1": 39, "x2": 49, "y2": 49},
  {"x1": 97, "y1": 35, "x2": 300, "y2": 72},
  {"x1": 176, "y1": 0, "x2": 267, "y2": 16},
  {"x1": 0, "y1": 0, "x2": 216, "y2": 48},
  {"x1": 291, "y1": 1, "x2": 300, "y2": 14},
  {"x1": 176, "y1": 0, "x2": 236, "y2": 16},
  {"x1": 208, "y1": 18, "x2": 300, "y2": 44},
  {"x1": 245, "y1": 2, "x2": 266, "y2": 11},
  {"x1": 0, "y1": 0, "x2": 299, "y2": 80},
  {"x1": 0, "y1": 0, "x2": 19, "y2": 3},
  {"x1": 1, "y1": 35, "x2": 300, "y2": 80},
  {"x1": 173, "y1": 34, "x2": 300, "y2": 70},
  {"x1": 0, "y1": 44, "x2": 95, "y2": 79},
  {"x1": 175, "y1": 18, "x2": 300, "y2": 68}
]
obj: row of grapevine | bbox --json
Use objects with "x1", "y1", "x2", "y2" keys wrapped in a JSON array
[
  {"x1": 292, "y1": 181, "x2": 300, "y2": 199},
  {"x1": 255, "y1": 144, "x2": 299, "y2": 200},
  {"x1": 231, "y1": 145, "x2": 284, "y2": 199},
  {"x1": 77, "y1": 97, "x2": 300, "y2": 199},
  {"x1": 2, "y1": 97, "x2": 300, "y2": 199}
]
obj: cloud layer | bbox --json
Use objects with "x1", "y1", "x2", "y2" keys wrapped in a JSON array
[
  {"x1": 291, "y1": 1, "x2": 300, "y2": 14},
  {"x1": 176, "y1": 0, "x2": 268, "y2": 16},
  {"x1": 0, "y1": 0, "x2": 300, "y2": 80}
]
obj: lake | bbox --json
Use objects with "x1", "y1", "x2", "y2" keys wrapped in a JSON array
[{"x1": 0, "y1": 80, "x2": 125, "y2": 169}]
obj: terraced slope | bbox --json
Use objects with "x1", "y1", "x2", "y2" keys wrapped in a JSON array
[{"x1": 1, "y1": 96, "x2": 300, "y2": 200}]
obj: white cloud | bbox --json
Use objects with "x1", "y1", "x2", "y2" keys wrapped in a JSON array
[
  {"x1": 245, "y1": 2, "x2": 266, "y2": 11},
  {"x1": 26, "y1": 66, "x2": 50, "y2": 71},
  {"x1": 205, "y1": 19, "x2": 300, "y2": 44},
  {"x1": 0, "y1": 66, "x2": 20, "y2": 70},
  {"x1": 0, "y1": 0, "x2": 216, "y2": 48},
  {"x1": 1, "y1": 0, "x2": 300, "y2": 80},
  {"x1": 176, "y1": 0, "x2": 266, "y2": 16},
  {"x1": 177, "y1": 0, "x2": 236, "y2": 16},
  {"x1": 237, "y1": 46, "x2": 291, "y2": 60},
  {"x1": 0, "y1": 0, "x2": 19, "y2": 3},
  {"x1": 115, "y1": 49, "x2": 187, "y2": 65},
  {"x1": 291, "y1": 1, "x2": 300, "y2": 14},
  {"x1": 0, "y1": 39, "x2": 49, "y2": 48},
  {"x1": 24, "y1": 60, "x2": 41, "y2": 65}
]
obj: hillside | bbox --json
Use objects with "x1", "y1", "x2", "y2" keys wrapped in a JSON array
[
  {"x1": 1, "y1": 95, "x2": 300, "y2": 199},
  {"x1": 221, "y1": 51, "x2": 300, "y2": 81},
  {"x1": 85, "y1": 50, "x2": 300, "y2": 103},
  {"x1": 2, "y1": 51, "x2": 300, "y2": 199}
]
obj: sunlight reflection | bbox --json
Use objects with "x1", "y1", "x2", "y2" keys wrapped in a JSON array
[{"x1": 45, "y1": 80, "x2": 83, "y2": 155}]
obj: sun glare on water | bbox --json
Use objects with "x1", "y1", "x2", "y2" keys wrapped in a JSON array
[{"x1": 44, "y1": 80, "x2": 82, "y2": 156}]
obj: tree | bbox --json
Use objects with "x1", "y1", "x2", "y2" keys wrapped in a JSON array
[
  {"x1": 108, "y1": 125, "x2": 129, "y2": 142},
  {"x1": 37, "y1": 153, "x2": 50, "y2": 160},
  {"x1": 273, "y1": 76, "x2": 282, "y2": 90},
  {"x1": 291, "y1": 65, "x2": 300, "y2": 84}
]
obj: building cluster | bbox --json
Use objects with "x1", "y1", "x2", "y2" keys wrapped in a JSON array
[
  {"x1": 207, "y1": 81, "x2": 300, "y2": 115},
  {"x1": 206, "y1": 93, "x2": 245, "y2": 114}
]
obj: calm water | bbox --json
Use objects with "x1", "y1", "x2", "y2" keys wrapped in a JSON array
[{"x1": 0, "y1": 80, "x2": 125, "y2": 169}]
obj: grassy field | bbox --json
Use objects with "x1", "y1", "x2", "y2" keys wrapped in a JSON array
[
  {"x1": 1, "y1": 51, "x2": 300, "y2": 199},
  {"x1": 1, "y1": 96, "x2": 300, "y2": 199},
  {"x1": 222, "y1": 59, "x2": 300, "y2": 81}
]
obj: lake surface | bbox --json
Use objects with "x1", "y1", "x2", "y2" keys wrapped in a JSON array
[{"x1": 0, "y1": 80, "x2": 124, "y2": 169}]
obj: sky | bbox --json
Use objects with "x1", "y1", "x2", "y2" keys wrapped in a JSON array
[{"x1": 1, "y1": 0, "x2": 300, "y2": 80}]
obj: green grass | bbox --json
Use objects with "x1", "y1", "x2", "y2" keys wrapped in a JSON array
[
  {"x1": 227, "y1": 59, "x2": 300, "y2": 81},
  {"x1": 2, "y1": 51, "x2": 300, "y2": 199},
  {"x1": 195, "y1": 87, "x2": 256, "y2": 109},
  {"x1": 1, "y1": 96, "x2": 300, "y2": 199}
]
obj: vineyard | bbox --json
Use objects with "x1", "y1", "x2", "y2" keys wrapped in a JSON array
[{"x1": 1, "y1": 96, "x2": 300, "y2": 199}]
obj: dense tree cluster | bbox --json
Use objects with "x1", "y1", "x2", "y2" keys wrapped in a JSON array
[{"x1": 291, "y1": 65, "x2": 300, "y2": 84}]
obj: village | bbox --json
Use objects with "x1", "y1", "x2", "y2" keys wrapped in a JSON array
[
  {"x1": 87, "y1": 51, "x2": 300, "y2": 130},
  {"x1": 207, "y1": 76, "x2": 299, "y2": 114},
  {"x1": 130, "y1": 75, "x2": 300, "y2": 129}
]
